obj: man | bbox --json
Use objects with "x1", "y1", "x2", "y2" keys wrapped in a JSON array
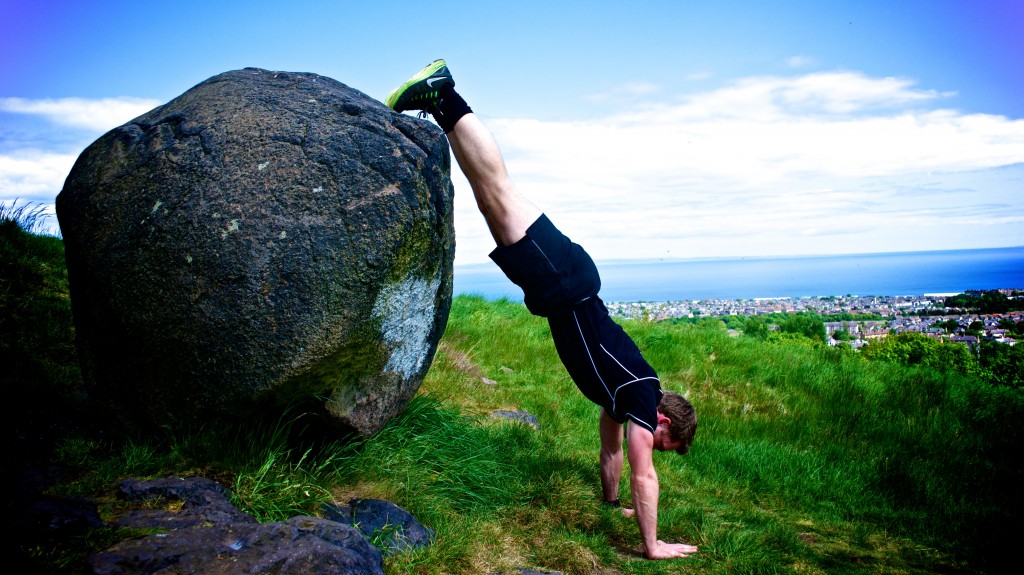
[{"x1": 386, "y1": 60, "x2": 699, "y2": 560}]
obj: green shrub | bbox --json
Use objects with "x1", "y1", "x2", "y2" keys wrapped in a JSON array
[
  {"x1": 861, "y1": 332, "x2": 978, "y2": 376},
  {"x1": 742, "y1": 316, "x2": 769, "y2": 339},
  {"x1": 978, "y1": 340, "x2": 1024, "y2": 389},
  {"x1": 779, "y1": 314, "x2": 827, "y2": 342}
]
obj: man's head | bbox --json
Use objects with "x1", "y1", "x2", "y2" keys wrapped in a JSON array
[{"x1": 654, "y1": 392, "x2": 697, "y2": 455}]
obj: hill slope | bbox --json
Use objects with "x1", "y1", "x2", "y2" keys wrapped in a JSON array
[{"x1": 4, "y1": 214, "x2": 1020, "y2": 574}]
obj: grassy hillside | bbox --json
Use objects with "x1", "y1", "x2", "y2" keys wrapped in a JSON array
[
  {"x1": 4, "y1": 212, "x2": 1020, "y2": 574},
  {"x1": 411, "y1": 297, "x2": 1021, "y2": 574}
]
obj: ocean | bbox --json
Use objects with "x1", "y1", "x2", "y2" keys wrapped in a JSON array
[{"x1": 453, "y1": 246, "x2": 1024, "y2": 303}]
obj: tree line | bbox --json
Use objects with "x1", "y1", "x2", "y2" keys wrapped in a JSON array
[{"x1": 944, "y1": 290, "x2": 1024, "y2": 313}]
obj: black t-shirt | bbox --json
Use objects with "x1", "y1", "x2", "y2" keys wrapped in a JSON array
[
  {"x1": 488, "y1": 214, "x2": 662, "y2": 432},
  {"x1": 548, "y1": 297, "x2": 663, "y2": 433}
]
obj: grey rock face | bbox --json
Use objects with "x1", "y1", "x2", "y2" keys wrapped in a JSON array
[{"x1": 56, "y1": 68, "x2": 454, "y2": 433}]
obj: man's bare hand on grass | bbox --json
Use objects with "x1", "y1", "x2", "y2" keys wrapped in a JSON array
[{"x1": 645, "y1": 540, "x2": 698, "y2": 560}]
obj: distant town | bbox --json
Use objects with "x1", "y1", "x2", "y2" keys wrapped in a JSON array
[{"x1": 607, "y1": 288, "x2": 1023, "y2": 349}]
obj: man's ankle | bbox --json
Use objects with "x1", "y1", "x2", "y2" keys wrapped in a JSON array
[{"x1": 433, "y1": 84, "x2": 473, "y2": 133}]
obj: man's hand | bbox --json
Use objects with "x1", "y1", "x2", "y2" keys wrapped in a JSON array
[
  {"x1": 618, "y1": 508, "x2": 697, "y2": 559},
  {"x1": 645, "y1": 540, "x2": 699, "y2": 560}
]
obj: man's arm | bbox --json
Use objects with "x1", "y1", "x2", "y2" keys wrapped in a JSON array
[{"x1": 626, "y1": 424, "x2": 698, "y2": 560}]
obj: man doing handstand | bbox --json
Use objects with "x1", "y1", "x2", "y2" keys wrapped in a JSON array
[{"x1": 386, "y1": 60, "x2": 699, "y2": 560}]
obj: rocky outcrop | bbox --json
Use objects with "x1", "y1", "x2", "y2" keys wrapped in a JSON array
[
  {"x1": 114, "y1": 476, "x2": 257, "y2": 530},
  {"x1": 56, "y1": 68, "x2": 455, "y2": 434},
  {"x1": 84, "y1": 476, "x2": 437, "y2": 575},
  {"x1": 89, "y1": 515, "x2": 384, "y2": 575}
]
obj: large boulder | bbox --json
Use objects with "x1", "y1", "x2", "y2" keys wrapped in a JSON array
[{"x1": 56, "y1": 68, "x2": 454, "y2": 433}]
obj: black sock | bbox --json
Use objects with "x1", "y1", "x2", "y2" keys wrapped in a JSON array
[{"x1": 432, "y1": 83, "x2": 472, "y2": 133}]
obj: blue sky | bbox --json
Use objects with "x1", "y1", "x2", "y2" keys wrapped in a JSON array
[{"x1": 2, "y1": 0, "x2": 1022, "y2": 265}]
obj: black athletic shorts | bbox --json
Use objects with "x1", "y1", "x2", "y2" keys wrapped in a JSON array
[
  {"x1": 489, "y1": 215, "x2": 663, "y2": 432},
  {"x1": 489, "y1": 214, "x2": 601, "y2": 317}
]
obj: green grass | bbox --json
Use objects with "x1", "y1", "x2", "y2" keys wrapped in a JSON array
[{"x1": 5, "y1": 214, "x2": 1020, "y2": 574}]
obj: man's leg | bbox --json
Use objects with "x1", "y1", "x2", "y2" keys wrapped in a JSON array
[
  {"x1": 599, "y1": 410, "x2": 625, "y2": 503},
  {"x1": 385, "y1": 59, "x2": 540, "y2": 247},
  {"x1": 447, "y1": 114, "x2": 541, "y2": 247}
]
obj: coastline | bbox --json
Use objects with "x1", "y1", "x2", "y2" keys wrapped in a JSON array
[{"x1": 454, "y1": 245, "x2": 1024, "y2": 304}]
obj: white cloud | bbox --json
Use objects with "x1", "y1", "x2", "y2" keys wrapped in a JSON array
[
  {"x1": 0, "y1": 96, "x2": 162, "y2": 233},
  {"x1": 0, "y1": 96, "x2": 160, "y2": 131},
  {"x1": 0, "y1": 149, "x2": 78, "y2": 202},
  {"x1": 451, "y1": 71, "x2": 1024, "y2": 264},
  {"x1": 489, "y1": 71, "x2": 1024, "y2": 192},
  {"x1": 0, "y1": 150, "x2": 75, "y2": 235}
]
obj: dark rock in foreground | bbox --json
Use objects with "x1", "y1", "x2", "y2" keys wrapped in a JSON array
[
  {"x1": 56, "y1": 68, "x2": 454, "y2": 434},
  {"x1": 115, "y1": 476, "x2": 257, "y2": 529},
  {"x1": 323, "y1": 498, "x2": 434, "y2": 555},
  {"x1": 86, "y1": 476, "x2": 442, "y2": 575},
  {"x1": 89, "y1": 515, "x2": 383, "y2": 575}
]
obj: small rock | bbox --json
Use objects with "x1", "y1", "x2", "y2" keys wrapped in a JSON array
[
  {"x1": 481, "y1": 377, "x2": 498, "y2": 385},
  {"x1": 491, "y1": 410, "x2": 540, "y2": 430},
  {"x1": 322, "y1": 498, "x2": 433, "y2": 555}
]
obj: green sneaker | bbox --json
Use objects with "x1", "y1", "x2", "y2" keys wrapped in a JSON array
[{"x1": 385, "y1": 59, "x2": 454, "y2": 112}]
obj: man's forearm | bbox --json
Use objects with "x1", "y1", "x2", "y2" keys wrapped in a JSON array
[{"x1": 630, "y1": 467, "x2": 660, "y2": 554}]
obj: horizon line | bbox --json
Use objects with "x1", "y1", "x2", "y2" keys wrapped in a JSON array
[{"x1": 455, "y1": 244, "x2": 1024, "y2": 269}]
